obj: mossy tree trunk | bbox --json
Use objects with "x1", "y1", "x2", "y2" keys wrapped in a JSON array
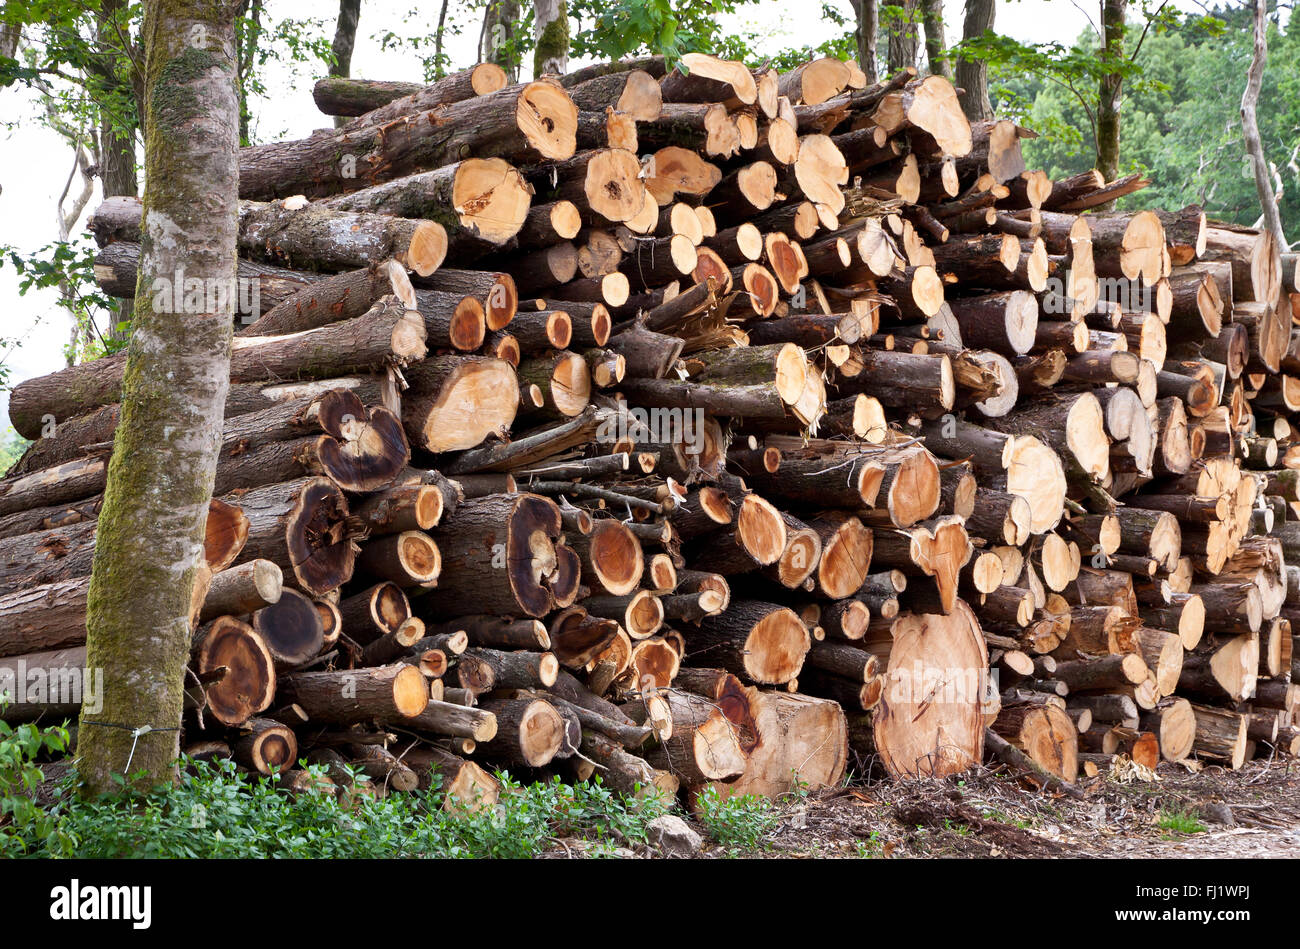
[
  {"x1": 1095, "y1": 0, "x2": 1126, "y2": 205},
  {"x1": 533, "y1": 0, "x2": 569, "y2": 77},
  {"x1": 77, "y1": 0, "x2": 241, "y2": 796},
  {"x1": 328, "y1": 0, "x2": 361, "y2": 128}
]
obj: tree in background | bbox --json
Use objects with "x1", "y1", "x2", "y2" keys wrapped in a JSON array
[
  {"x1": 78, "y1": 0, "x2": 241, "y2": 795},
  {"x1": 481, "y1": 0, "x2": 525, "y2": 81},
  {"x1": 1, "y1": 0, "x2": 141, "y2": 355},
  {"x1": 921, "y1": 0, "x2": 951, "y2": 80},
  {"x1": 953, "y1": 1, "x2": 1191, "y2": 192},
  {"x1": 89, "y1": 0, "x2": 140, "y2": 346},
  {"x1": 0, "y1": 429, "x2": 26, "y2": 476},
  {"x1": 884, "y1": 0, "x2": 920, "y2": 72},
  {"x1": 956, "y1": 0, "x2": 995, "y2": 121},
  {"x1": 986, "y1": 3, "x2": 1296, "y2": 244},
  {"x1": 1241, "y1": 0, "x2": 1288, "y2": 249},
  {"x1": 848, "y1": 0, "x2": 879, "y2": 81},
  {"x1": 534, "y1": 0, "x2": 570, "y2": 75},
  {"x1": 328, "y1": 0, "x2": 362, "y2": 127},
  {"x1": 569, "y1": 0, "x2": 761, "y2": 65},
  {"x1": 1096, "y1": 0, "x2": 1128, "y2": 196}
]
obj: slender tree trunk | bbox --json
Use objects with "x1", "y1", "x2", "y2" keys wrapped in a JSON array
[
  {"x1": 329, "y1": 0, "x2": 362, "y2": 128},
  {"x1": 235, "y1": 0, "x2": 263, "y2": 145},
  {"x1": 850, "y1": 0, "x2": 879, "y2": 83},
  {"x1": 94, "y1": 0, "x2": 140, "y2": 345},
  {"x1": 53, "y1": 141, "x2": 96, "y2": 366},
  {"x1": 956, "y1": 0, "x2": 995, "y2": 121},
  {"x1": 1242, "y1": 0, "x2": 1288, "y2": 250},
  {"x1": 886, "y1": 0, "x2": 920, "y2": 73},
  {"x1": 433, "y1": 0, "x2": 451, "y2": 79},
  {"x1": 481, "y1": 0, "x2": 522, "y2": 83},
  {"x1": 1096, "y1": 0, "x2": 1126, "y2": 200},
  {"x1": 921, "y1": 0, "x2": 951, "y2": 79},
  {"x1": 532, "y1": 0, "x2": 568, "y2": 78},
  {"x1": 0, "y1": 20, "x2": 19, "y2": 60},
  {"x1": 77, "y1": 0, "x2": 241, "y2": 796}
]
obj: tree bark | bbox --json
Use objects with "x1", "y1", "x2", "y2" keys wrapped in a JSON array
[
  {"x1": 920, "y1": 0, "x2": 951, "y2": 80},
  {"x1": 849, "y1": 0, "x2": 880, "y2": 83},
  {"x1": 955, "y1": 0, "x2": 995, "y2": 121},
  {"x1": 1241, "y1": 0, "x2": 1289, "y2": 252},
  {"x1": 481, "y1": 0, "x2": 523, "y2": 83},
  {"x1": 77, "y1": 0, "x2": 241, "y2": 796},
  {"x1": 532, "y1": 0, "x2": 569, "y2": 77},
  {"x1": 93, "y1": 0, "x2": 141, "y2": 345},
  {"x1": 238, "y1": 80, "x2": 576, "y2": 200},
  {"x1": 886, "y1": 0, "x2": 921, "y2": 73},
  {"x1": 1095, "y1": 0, "x2": 1127, "y2": 203},
  {"x1": 328, "y1": 0, "x2": 362, "y2": 128}
]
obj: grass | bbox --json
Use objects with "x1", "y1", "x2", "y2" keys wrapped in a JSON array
[
  {"x1": 0, "y1": 716, "x2": 819, "y2": 859},
  {"x1": 1157, "y1": 807, "x2": 1206, "y2": 836},
  {"x1": 852, "y1": 831, "x2": 886, "y2": 858},
  {"x1": 3, "y1": 751, "x2": 680, "y2": 859},
  {"x1": 694, "y1": 785, "x2": 780, "y2": 852},
  {"x1": 978, "y1": 805, "x2": 1034, "y2": 830}
]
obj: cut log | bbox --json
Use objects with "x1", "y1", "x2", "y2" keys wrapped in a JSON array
[
  {"x1": 284, "y1": 663, "x2": 429, "y2": 724},
  {"x1": 239, "y1": 79, "x2": 579, "y2": 200},
  {"x1": 479, "y1": 696, "x2": 566, "y2": 768},
  {"x1": 690, "y1": 601, "x2": 810, "y2": 685},
  {"x1": 314, "y1": 65, "x2": 508, "y2": 120},
  {"x1": 250, "y1": 588, "x2": 325, "y2": 668},
  {"x1": 401, "y1": 356, "x2": 519, "y2": 453},
  {"x1": 191, "y1": 617, "x2": 277, "y2": 727},
  {"x1": 10, "y1": 299, "x2": 426, "y2": 440},
  {"x1": 228, "y1": 477, "x2": 355, "y2": 597},
  {"x1": 91, "y1": 195, "x2": 448, "y2": 277},
  {"x1": 232, "y1": 718, "x2": 298, "y2": 775},
  {"x1": 871, "y1": 600, "x2": 988, "y2": 779},
  {"x1": 431, "y1": 493, "x2": 574, "y2": 618}
]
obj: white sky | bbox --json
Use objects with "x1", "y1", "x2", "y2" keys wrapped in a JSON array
[{"x1": 0, "y1": 0, "x2": 1210, "y2": 421}]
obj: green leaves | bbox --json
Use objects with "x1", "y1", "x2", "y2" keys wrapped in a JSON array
[
  {"x1": 999, "y1": 5, "x2": 1298, "y2": 245},
  {"x1": 0, "y1": 710, "x2": 74, "y2": 857},
  {"x1": 9, "y1": 755, "x2": 682, "y2": 859},
  {"x1": 694, "y1": 785, "x2": 778, "y2": 852},
  {"x1": 568, "y1": 0, "x2": 760, "y2": 66}
]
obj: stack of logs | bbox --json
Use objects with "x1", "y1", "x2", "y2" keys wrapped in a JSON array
[{"x1": 3, "y1": 50, "x2": 1300, "y2": 806}]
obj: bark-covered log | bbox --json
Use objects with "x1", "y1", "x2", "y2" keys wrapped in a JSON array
[
  {"x1": 430, "y1": 493, "x2": 574, "y2": 618},
  {"x1": 9, "y1": 300, "x2": 425, "y2": 440},
  {"x1": 227, "y1": 477, "x2": 355, "y2": 597},
  {"x1": 284, "y1": 663, "x2": 429, "y2": 724},
  {"x1": 90, "y1": 195, "x2": 448, "y2": 277},
  {"x1": 312, "y1": 65, "x2": 507, "y2": 119},
  {"x1": 239, "y1": 80, "x2": 579, "y2": 200}
]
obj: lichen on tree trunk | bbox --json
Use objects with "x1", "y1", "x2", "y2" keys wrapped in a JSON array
[
  {"x1": 77, "y1": 0, "x2": 241, "y2": 796},
  {"x1": 532, "y1": 0, "x2": 569, "y2": 78},
  {"x1": 328, "y1": 0, "x2": 361, "y2": 128},
  {"x1": 1095, "y1": 0, "x2": 1127, "y2": 208}
]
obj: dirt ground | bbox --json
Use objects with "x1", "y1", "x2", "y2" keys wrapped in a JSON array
[
  {"x1": 760, "y1": 755, "x2": 1300, "y2": 858},
  {"x1": 568, "y1": 752, "x2": 1300, "y2": 858}
]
